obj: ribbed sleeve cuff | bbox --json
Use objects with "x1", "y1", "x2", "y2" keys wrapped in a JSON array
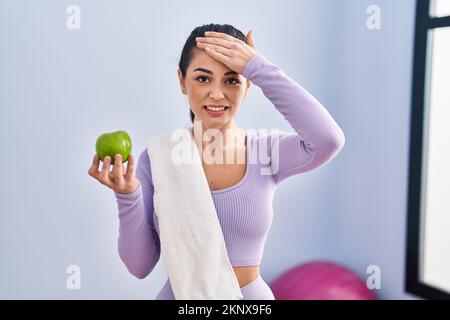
[{"x1": 242, "y1": 54, "x2": 270, "y2": 80}]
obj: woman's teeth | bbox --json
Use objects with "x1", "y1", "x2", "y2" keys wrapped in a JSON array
[{"x1": 205, "y1": 106, "x2": 228, "y2": 111}]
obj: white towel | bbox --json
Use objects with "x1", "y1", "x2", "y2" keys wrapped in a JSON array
[{"x1": 147, "y1": 126, "x2": 243, "y2": 300}]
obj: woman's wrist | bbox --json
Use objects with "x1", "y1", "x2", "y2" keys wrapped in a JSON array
[
  {"x1": 242, "y1": 54, "x2": 269, "y2": 80},
  {"x1": 114, "y1": 181, "x2": 141, "y2": 198}
]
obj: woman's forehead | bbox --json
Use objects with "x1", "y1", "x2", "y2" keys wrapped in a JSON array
[{"x1": 188, "y1": 50, "x2": 232, "y2": 74}]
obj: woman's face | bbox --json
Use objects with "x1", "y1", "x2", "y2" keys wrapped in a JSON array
[{"x1": 178, "y1": 48, "x2": 251, "y2": 128}]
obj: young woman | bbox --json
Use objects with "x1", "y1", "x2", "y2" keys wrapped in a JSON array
[{"x1": 88, "y1": 23, "x2": 345, "y2": 300}]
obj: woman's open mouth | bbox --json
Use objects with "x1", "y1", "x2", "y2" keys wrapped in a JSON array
[{"x1": 203, "y1": 105, "x2": 229, "y2": 117}]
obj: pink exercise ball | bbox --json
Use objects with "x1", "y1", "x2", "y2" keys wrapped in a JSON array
[{"x1": 270, "y1": 261, "x2": 377, "y2": 300}]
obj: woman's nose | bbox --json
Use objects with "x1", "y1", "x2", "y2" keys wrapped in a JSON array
[{"x1": 209, "y1": 87, "x2": 225, "y2": 99}]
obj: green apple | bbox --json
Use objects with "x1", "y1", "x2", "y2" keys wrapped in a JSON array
[{"x1": 95, "y1": 130, "x2": 132, "y2": 165}]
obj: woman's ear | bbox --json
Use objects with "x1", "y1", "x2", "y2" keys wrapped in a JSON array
[
  {"x1": 245, "y1": 79, "x2": 251, "y2": 96},
  {"x1": 177, "y1": 69, "x2": 187, "y2": 95}
]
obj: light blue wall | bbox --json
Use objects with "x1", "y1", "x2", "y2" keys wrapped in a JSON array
[
  {"x1": 265, "y1": 0, "x2": 419, "y2": 300},
  {"x1": 0, "y1": 0, "x2": 419, "y2": 299},
  {"x1": 329, "y1": 0, "x2": 418, "y2": 299}
]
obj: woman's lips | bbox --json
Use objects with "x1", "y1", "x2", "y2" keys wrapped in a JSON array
[{"x1": 203, "y1": 105, "x2": 229, "y2": 117}]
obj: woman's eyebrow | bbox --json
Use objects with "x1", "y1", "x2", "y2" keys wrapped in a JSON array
[{"x1": 193, "y1": 67, "x2": 238, "y2": 75}]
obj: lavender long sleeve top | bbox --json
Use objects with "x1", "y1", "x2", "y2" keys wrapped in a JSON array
[{"x1": 114, "y1": 54, "x2": 345, "y2": 279}]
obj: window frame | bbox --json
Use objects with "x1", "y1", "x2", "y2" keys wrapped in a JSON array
[{"x1": 405, "y1": 0, "x2": 450, "y2": 300}]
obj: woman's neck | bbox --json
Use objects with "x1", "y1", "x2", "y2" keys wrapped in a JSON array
[{"x1": 190, "y1": 121, "x2": 247, "y2": 152}]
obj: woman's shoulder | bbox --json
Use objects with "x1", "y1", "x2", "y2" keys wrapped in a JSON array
[
  {"x1": 138, "y1": 147, "x2": 150, "y2": 163},
  {"x1": 140, "y1": 128, "x2": 187, "y2": 163},
  {"x1": 136, "y1": 148, "x2": 152, "y2": 180}
]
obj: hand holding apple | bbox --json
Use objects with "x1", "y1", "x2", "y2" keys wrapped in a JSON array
[
  {"x1": 95, "y1": 130, "x2": 132, "y2": 165},
  {"x1": 88, "y1": 130, "x2": 140, "y2": 194}
]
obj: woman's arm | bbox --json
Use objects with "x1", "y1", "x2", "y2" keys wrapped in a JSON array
[
  {"x1": 242, "y1": 54, "x2": 345, "y2": 184},
  {"x1": 114, "y1": 149, "x2": 160, "y2": 278}
]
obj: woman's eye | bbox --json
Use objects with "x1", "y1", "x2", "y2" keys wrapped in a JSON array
[
  {"x1": 227, "y1": 78, "x2": 241, "y2": 85},
  {"x1": 196, "y1": 76, "x2": 241, "y2": 85},
  {"x1": 196, "y1": 76, "x2": 209, "y2": 83}
]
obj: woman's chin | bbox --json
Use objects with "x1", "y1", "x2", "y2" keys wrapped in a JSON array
[{"x1": 197, "y1": 112, "x2": 231, "y2": 123}]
